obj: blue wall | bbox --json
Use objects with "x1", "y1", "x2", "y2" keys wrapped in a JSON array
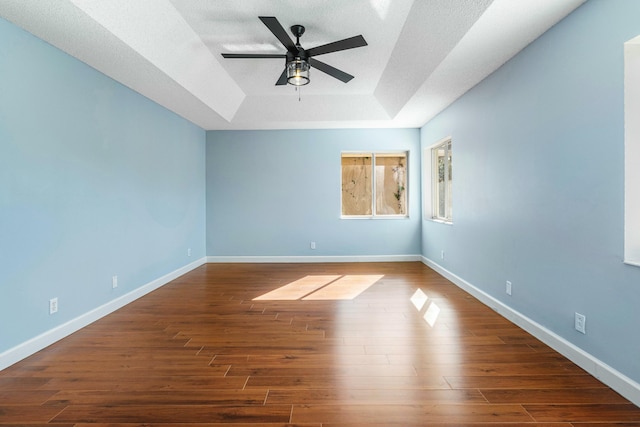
[
  {"x1": 0, "y1": 18, "x2": 206, "y2": 353},
  {"x1": 421, "y1": 0, "x2": 640, "y2": 382},
  {"x1": 206, "y1": 129, "x2": 421, "y2": 257}
]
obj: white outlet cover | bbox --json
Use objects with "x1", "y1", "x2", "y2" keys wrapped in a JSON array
[
  {"x1": 49, "y1": 297, "x2": 58, "y2": 314},
  {"x1": 506, "y1": 281, "x2": 512, "y2": 296},
  {"x1": 575, "y1": 312, "x2": 586, "y2": 334}
]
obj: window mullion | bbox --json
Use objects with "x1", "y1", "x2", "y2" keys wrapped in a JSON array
[
  {"x1": 444, "y1": 144, "x2": 450, "y2": 219},
  {"x1": 371, "y1": 153, "x2": 376, "y2": 217},
  {"x1": 432, "y1": 148, "x2": 439, "y2": 219}
]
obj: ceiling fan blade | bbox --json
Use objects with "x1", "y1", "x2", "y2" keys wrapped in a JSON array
[
  {"x1": 309, "y1": 58, "x2": 354, "y2": 83},
  {"x1": 275, "y1": 68, "x2": 288, "y2": 86},
  {"x1": 306, "y1": 35, "x2": 367, "y2": 57},
  {"x1": 259, "y1": 16, "x2": 298, "y2": 54},
  {"x1": 222, "y1": 53, "x2": 286, "y2": 59}
]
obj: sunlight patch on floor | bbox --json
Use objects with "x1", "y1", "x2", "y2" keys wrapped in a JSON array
[
  {"x1": 303, "y1": 275, "x2": 384, "y2": 300},
  {"x1": 254, "y1": 275, "x2": 384, "y2": 301},
  {"x1": 253, "y1": 275, "x2": 341, "y2": 300}
]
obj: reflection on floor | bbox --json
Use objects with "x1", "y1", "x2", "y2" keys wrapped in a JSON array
[{"x1": 410, "y1": 288, "x2": 441, "y2": 327}]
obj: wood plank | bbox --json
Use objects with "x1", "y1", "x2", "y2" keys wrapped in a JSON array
[
  {"x1": 291, "y1": 403, "x2": 534, "y2": 423},
  {"x1": 227, "y1": 364, "x2": 416, "y2": 377},
  {"x1": 244, "y1": 354, "x2": 389, "y2": 366},
  {"x1": 388, "y1": 351, "x2": 571, "y2": 365},
  {"x1": 51, "y1": 404, "x2": 292, "y2": 423},
  {"x1": 414, "y1": 361, "x2": 587, "y2": 377},
  {"x1": 0, "y1": 405, "x2": 65, "y2": 423},
  {"x1": 44, "y1": 389, "x2": 267, "y2": 406},
  {"x1": 0, "y1": 389, "x2": 59, "y2": 405},
  {"x1": 266, "y1": 388, "x2": 486, "y2": 405},
  {"x1": 40, "y1": 375, "x2": 248, "y2": 391},
  {"x1": 365, "y1": 343, "x2": 543, "y2": 356},
  {"x1": 245, "y1": 374, "x2": 449, "y2": 390},
  {"x1": 481, "y1": 388, "x2": 629, "y2": 404},
  {"x1": 0, "y1": 377, "x2": 51, "y2": 390},
  {"x1": 571, "y1": 424, "x2": 640, "y2": 427},
  {"x1": 322, "y1": 424, "x2": 572, "y2": 427},
  {"x1": 71, "y1": 423, "x2": 321, "y2": 427},
  {"x1": 445, "y1": 374, "x2": 607, "y2": 389},
  {"x1": 524, "y1": 403, "x2": 640, "y2": 422}
]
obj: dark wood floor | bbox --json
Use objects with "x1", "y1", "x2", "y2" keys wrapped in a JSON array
[{"x1": 1, "y1": 262, "x2": 639, "y2": 426}]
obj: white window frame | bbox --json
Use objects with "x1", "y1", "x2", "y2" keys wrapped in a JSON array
[
  {"x1": 424, "y1": 137, "x2": 452, "y2": 223},
  {"x1": 340, "y1": 151, "x2": 409, "y2": 219},
  {"x1": 624, "y1": 36, "x2": 640, "y2": 267}
]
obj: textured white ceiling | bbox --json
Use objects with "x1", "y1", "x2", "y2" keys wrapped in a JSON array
[{"x1": 0, "y1": 0, "x2": 585, "y2": 130}]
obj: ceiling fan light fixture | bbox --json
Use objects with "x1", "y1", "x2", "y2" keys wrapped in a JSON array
[{"x1": 287, "y1": 58, "x2": 310, "y2": 86}]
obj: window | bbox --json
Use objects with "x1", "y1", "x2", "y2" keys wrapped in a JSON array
[
  {"x1": 625, "y1": 35, "x2": 640, "y2": 266},
  {"x1": 341, "y1": 152, "x2": 407, "y2": 217},
  {"x1": 431, "y1": 138, "x2": 452, "y2": 222}
]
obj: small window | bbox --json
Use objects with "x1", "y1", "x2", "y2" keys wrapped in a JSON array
[
  {"x1": 625, "y1": 35, "x2": 640, "y2": 267},
  {"x1": 341, "y1": 152, "x2": 407, "y2": 217},
  {"x1": 432, "y1": 138, "x2": 452, "y2": 222}
]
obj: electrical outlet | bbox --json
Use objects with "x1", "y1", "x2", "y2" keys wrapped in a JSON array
[
  {"x1": 575, "y1": 312, "x2": 586, "y2": 334},
  {"x1": 112, "y1": 275, "x2": 118, "y2": 289},
  {"x1": 187, "y1": 248, "x2": 192, "y2": 257},
  {"x1": 441, "y1": 250, "x2": 445, "y2": 260},
  {"x1": 49, "y1": 297, "x2": 58, "y2": 315},
  {"x1": 506, "y1": 280, "x2": 512, "y2": 296},
  {"x1": 310, "y1": 241, "x2": 316, "y2": 250}
]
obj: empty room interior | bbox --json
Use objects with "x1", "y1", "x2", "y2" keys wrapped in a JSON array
[{"x1": 2, "y1": 0, "x2": 640, "y2": 425}]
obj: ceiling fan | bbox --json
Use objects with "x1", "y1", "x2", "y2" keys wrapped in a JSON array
[{"x1": 221, "y1": 16, "x2": 367, "y2": 86}]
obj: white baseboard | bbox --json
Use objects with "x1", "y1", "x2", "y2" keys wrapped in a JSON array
[
  {"x1": 0, "y1": 257, "x2": 207, "y2": 371},
  {"x1": 421, "y1": 256, "x2": 640, "y2": 407},
  {"x1": 207, "y1": 254, "x2": 422, "y2": 263}
]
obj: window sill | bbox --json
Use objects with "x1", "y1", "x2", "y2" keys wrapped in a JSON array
[
  {"x1": 427, "y1": 217, "x2": 453, "y2": 225},
  {"x1": 623, "y1": 259, "x2": 640, "y2": 268},
  {"x1": 341, "y1": 215, "x2": 410, "y2": 220}
]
